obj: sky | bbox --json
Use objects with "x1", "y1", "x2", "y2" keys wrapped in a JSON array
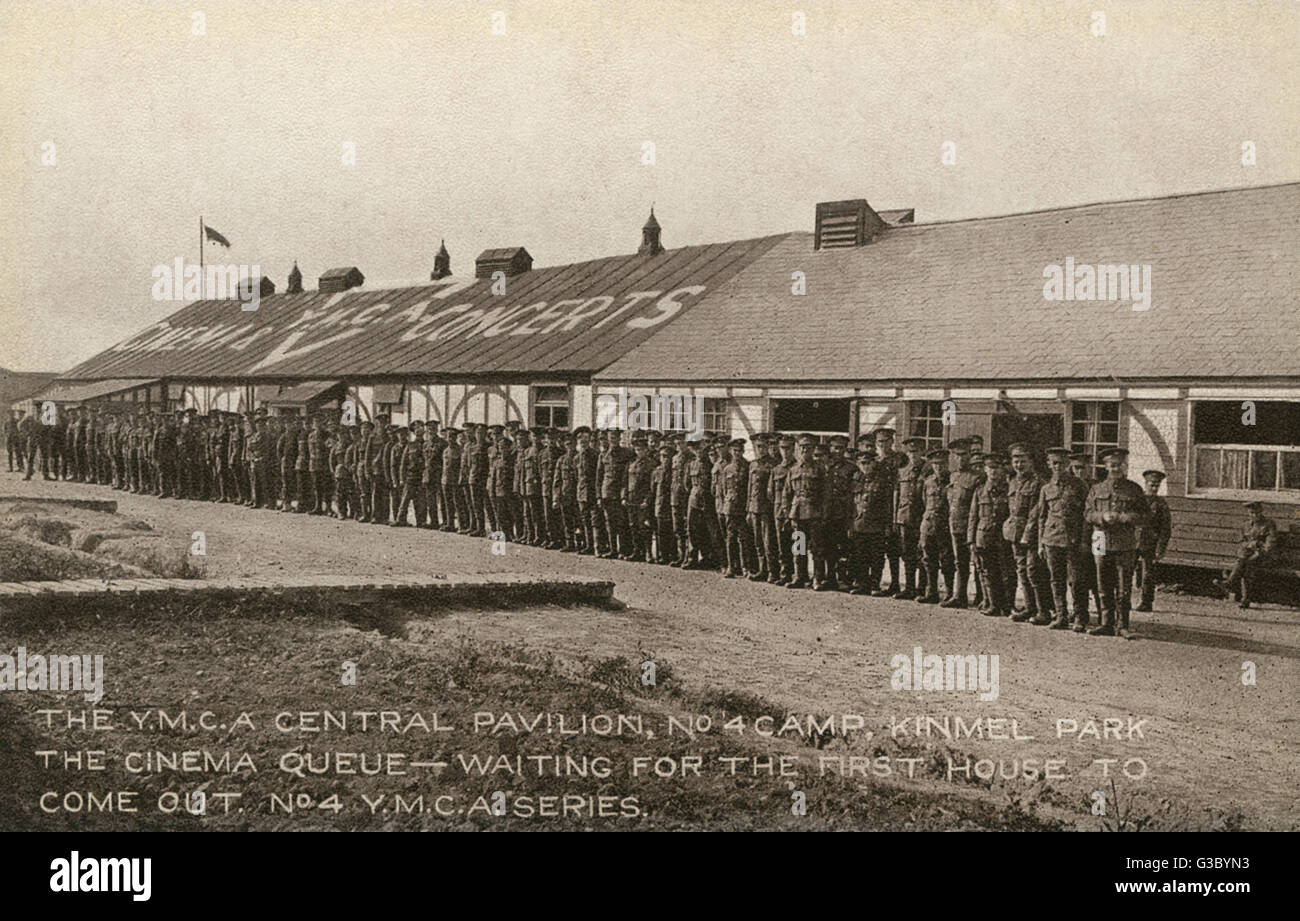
[{"x1": 1, "y1": 0, "x2": 1296, "y2": 372}]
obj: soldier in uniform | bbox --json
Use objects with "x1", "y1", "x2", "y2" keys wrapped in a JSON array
[
  {"x1": 279, "y1": 416, "x2": 300, "y2": 512},
  {"x1": 331, "y1": 427, "x2": 356, "y2": 519},
  {"x1": 124, "y1": 413, "x2": 141, "y2": 492},
  {"x1": 468, "y1": 425, "x2": 492, "y2": 536},
  {"x1": 821, "y1": 435, "x2": 855, "y2": 591},
  {"x1": 486, "y1": 430, "x2": 512, "y2": 538},
  {"x1": 308, "y1": 416, "x2": 329, "y2": 515},
  {"x1": 18, "y1": 409, "x2": 38, "y2": 479},
  {"x1": 48, "y1": 408, "x2": 66, "y2": 480},
  {"x1": 460, "y1": 425, "x2": 478, "y2": 531},
  {"x1": 226, "y1": 411, "x2": 245, "y2": 504},
  {"x1": 1036, "y1": 447, "x2": 1088, "y2": 630},
  {"x1": 248, "y1": 417, "x2": 271, "y2": 508},
  {"x1": 850, "y1": 438, "x2": 895, "y2": 595},
  {"x1": 942, "y1": 438, "x2": 982, "y2": 608},
  {"x1": 5, "y1": 410, "x2": 22, "y2": 473},
  {"x1": 103, "y1": 410, "x2": 122, "y2": 489},
  {"x1": 210, "y1": 413, "x2": 228, "y2": 501},
  {"x1": 152, "y1": 413, "x2": 175, "y2": 497},
  {"x1": 719, "y1": 437, "x2": 752, "y2": 578},
  {"x1": 76, "y1": 408, "x2": 91, "y2": 482},
  {"x1": 1135, "y1": 470, "x2": 1172, "y2": 612},
  {"x1": 917, "y1": 447, "x2": 954, "y2": 604},
  {"x1": 872, "y1": 428, "x2": 904, "y2": 593},
  {"x1": 746, "y1": 433, "x2": 778, "y2": 582},
  {"x1": 625, "y1": 432, "x2": 655, "y2": 562},
  {"x1": 1068, "y1": 452, "x2": 1103, "y2": 621},
  {"x1": 518, "y1": 429, "x2": 541, "y2": 544},
  {"x1": 181, "y1": 409, "x2": 204, "y2": 497},
  {"x1": 786, "y1": 435, "x2": 826, "y2": 589},
  {"x1": 965, "y1": 435, "x2": 988, "y2": 611},
  {"x1": 648, "y1": 440, "x2": 676, "y2": 563},
  {"x1": 597, "y1": 429, "x2": 632, "y2": 558},
  {"x1": 682, "y1": 438, "x2": 716, "y2": 569},
  {"x1": 553, "y1": 429, "x2": 580, "y2": 551},
  {"x1": 1215, "y1": 501, "x2": 1278, "y2": 609},
  {"x1": 767, "y1": 434, "x2": 797, "y2": 585},
  {"x1": 438, "y1": 427, "x2": 460, "y2": 531},
  {"x1": 57, "y1": 407, "x2": 75, "y2": 480},
  {"x1": 366, "y1": 416, "x2": 390, "y2": 523},
  {"x1": 967, "y1": 452, "x2": 1014, "y2": 617},
  {"x1": 1006, "y1": 443, "x2": 1054, "y2": 624},
  {"x1": 708, "y1": 436, "x2": 728, "y2": 568},
  {"x1": 395, "y1": 426, "x2": 426, "y2": 527},
  {"x1": 352, "y1": 420, "x2": 372, "y2": 521},
  {"x1": 893, "y1": 436, "x2": 927, "y2": 598},
  {"x1": 573, "y1": 426, "x2": 598, "y2": 554},
  {"x1": 386, "y1": 423, "x2": 405, "y2": 523},
  {"x1": 537, "y1": 429, "x2": 558, "y2": 547},
  {"x1": 1084, "y1": 447, "x2": 1149, "y2": 636},
  {"x1": 668, "y1": 436, "x2": 693, "y2": 566},
  {"x1": 422, "y1": 423, "x2": 444, "y2": 530}
]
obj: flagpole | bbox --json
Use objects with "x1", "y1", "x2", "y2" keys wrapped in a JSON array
[{"x1": 199, "y1": 216, "x2": 204, "y2": 301}]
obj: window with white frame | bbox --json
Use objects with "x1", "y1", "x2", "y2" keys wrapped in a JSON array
[
  {"x1": 907, "y1": 400, "x2": 947, "y2": 452},
  {"x1": 1192, "y1": 401, "x2": 1300, "y2": 494},
  {"x1": 531, "y1": 385, "x2": 570, "y2": 428},
  {"x1": 1070, "y1": 401, "x2": 1121, "y2": 481},
  {"x1": 699, "y1": 398, "x2": 730, "y2": 436}
]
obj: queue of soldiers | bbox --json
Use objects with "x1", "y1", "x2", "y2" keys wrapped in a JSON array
[{"x1": 4, "y1": 402, "x2": 1282, "y2": 622}]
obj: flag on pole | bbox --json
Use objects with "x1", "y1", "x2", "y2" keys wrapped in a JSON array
[{"x1": 204, "y1": 225, "x2": 231, "y2": 248}]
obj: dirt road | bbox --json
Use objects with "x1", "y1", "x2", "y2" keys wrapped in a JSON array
[{"x1": 6, "y1": 474, "x2": 1297, "y2": 829}]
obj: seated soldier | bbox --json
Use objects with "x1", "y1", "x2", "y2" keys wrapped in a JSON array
[{"x1": 1214, "y1": 501, "x2": 1278, "y2": 610}]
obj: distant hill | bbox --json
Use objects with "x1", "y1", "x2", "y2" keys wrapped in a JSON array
[{"x1": 1, "y1": 367, "x2": 60, "y2": 409}]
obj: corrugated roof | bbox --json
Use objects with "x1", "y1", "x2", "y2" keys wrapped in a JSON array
[
  {"x1": 1, "y1": 369, "x2": 59, "y2": 407},
  {"x1": 598, "y1": 183, "x2": 1300, "y2": 383},
  {"x1": 64, "y1": 235, "x2": 791, "y2": 382},
  {"x1": 265, "y1": 380, "x2": 341, "y2": 404},
  {"x1": 32, "y1": 378, "x2": 159, "y2": 403}
]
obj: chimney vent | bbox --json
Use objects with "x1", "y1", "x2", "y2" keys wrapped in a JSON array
[
  {"x1": 238, "y1": 276, "x2": 276, "y2": 298},
  {"x1": 814, "y1": 199, "x2": 886, "y2": 250},
  {"x1": 638, "y1": 207, "x2": 663, "y2": 256},
  {"x1": 475, "y1": 247, "x2": 532, "y2": 279},
  {"x1": 318, "y1": 266, "x2": 364, "y2": 293},
  {"x1": 431, "y1": 240, "x2": 452, "y2": 280}
]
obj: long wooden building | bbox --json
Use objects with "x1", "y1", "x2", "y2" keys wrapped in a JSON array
[
  {"x1": 26, "y1": 184, "x2": 1300, "y2": 573},
  {"x1": 593, "y1": 183, "x2": 1300, "y2": 575}
]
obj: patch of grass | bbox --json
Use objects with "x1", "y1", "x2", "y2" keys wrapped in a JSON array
[{"x1": 0, "y1": 531, "x2": 135, "y2": 582}]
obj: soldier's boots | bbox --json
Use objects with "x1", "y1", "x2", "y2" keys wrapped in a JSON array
[
  {"x1": 1030, "y1": 613, "x2": 1055, "y2": 626},
  {"x1": 1010, "y1": 610, "x2": 1034, "y2": 622},
  {"x1": 1088, "y1": 622, "x2": 1116, "y2": 636}
]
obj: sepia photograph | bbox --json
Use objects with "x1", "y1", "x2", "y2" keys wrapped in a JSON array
[{"x1": 0, "y1": 0, "x2": 1295, "y2": 898}]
